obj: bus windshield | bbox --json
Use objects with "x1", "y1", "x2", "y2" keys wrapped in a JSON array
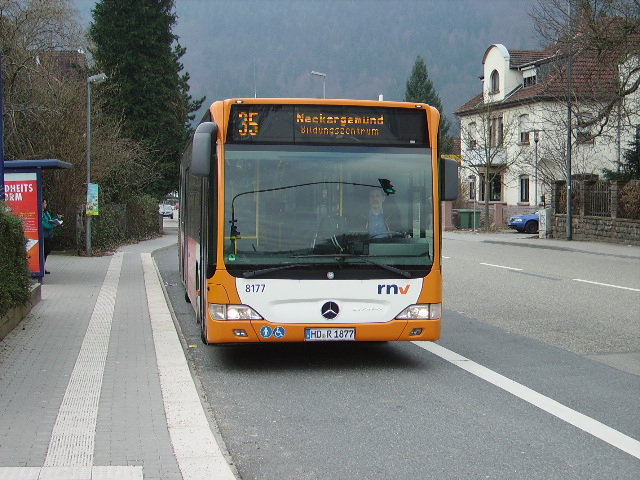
[{"x1": 224, "y1": 145, "x2": 434, "y2": 278}]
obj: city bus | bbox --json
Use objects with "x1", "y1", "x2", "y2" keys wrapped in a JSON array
[{"x1": 179, "y1": 98, "x2": 458, "y2": 344}]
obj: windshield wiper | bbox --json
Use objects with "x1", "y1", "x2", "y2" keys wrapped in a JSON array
[
  {"x1": 243, "y1": 263, "x2": 316, "y2": 278},
  {"x1": 296, "y1": 254, "x2": 411, "y2": 278},
  {"x1": 357, "y1": 258, "x2": 411, "y2": 278}
]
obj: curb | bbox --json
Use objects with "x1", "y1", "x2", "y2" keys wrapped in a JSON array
[{"x1": 0, "y1": 282, "x2": 41, "y2": 341}]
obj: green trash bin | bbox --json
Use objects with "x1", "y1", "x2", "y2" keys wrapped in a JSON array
[
  {"x1": 458, "y1": 209, "x2": 481, "y2": 229},
  {"x1": 458, "y1": 209, "x2": 472, "y2": 229}
]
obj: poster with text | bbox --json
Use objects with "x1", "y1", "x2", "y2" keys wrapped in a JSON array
[{"x1": 4, "y1": 172, "x2": 42, "y2": 274}]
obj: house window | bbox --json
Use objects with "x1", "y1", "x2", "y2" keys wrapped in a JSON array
[
  {"x1": 519, "y1": 114, "x2": 530, "y2": 144},
  {"x1": 520, "y1": 176, "x2": 530, "y2": 203},
  {"x1": 490, "y1": 70, "x2": 500, "y2": 93},
  {"x1": 490, "y1": 116, "x2": 503, "y2": 147},
  {"x1": 523, "y1": 76, "x2": 537, "y2": 87},
  {"x1": 479, "y1": 173, "x2": 502, "y2": 202}
]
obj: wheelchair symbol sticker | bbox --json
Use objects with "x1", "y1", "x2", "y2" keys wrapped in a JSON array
[{"x1": 260, "y1": 326, "x2": 286, "y2": 339}]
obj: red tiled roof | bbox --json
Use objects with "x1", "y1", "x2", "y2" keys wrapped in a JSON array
[
  {"x1": 508, "y1": 49, "x2": 552, "y2": 68},
  {"x1": 456, "y1": 18, "x2": 638, "y2": 116},
  {"x1": 36, "y1": 50, "x2": 87, "y2": 79}
]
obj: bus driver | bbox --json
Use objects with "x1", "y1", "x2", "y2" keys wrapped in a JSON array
[{"x1": 359, "y1": 188, "x2": 402, "y2": 238}]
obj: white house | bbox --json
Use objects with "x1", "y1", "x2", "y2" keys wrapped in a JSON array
[{"x1": 455, "y1": 38, "x2": 639, "y2": 218}]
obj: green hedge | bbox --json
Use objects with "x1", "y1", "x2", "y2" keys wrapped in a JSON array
[
  {"x1": 84, "y1": 194, "x2": 161, "y2": 254},
  {"x1": 0, "y1": 202, "x2": 32, "y2": 318},
  {"x1": 46, "y1": 194, "x2": 161, "y2": 254}
]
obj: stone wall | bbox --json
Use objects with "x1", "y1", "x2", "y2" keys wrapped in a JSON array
[{"x1": 552, "y1": 215, "x2": 640, "y2": 246}]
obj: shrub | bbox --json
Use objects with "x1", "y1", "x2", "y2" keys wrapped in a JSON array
[
  {"x1": 83, "y1": 194, "x2": 161, "y2": 255},
  {"x1": 619, "y1": 180, "x2": 640, "y2": 220},
  {"x1": 0, "y1": 202, "x2": 32, "y2": 318}
]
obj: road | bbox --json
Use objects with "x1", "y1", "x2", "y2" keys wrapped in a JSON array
[
  {"x1": 156, "y1": 223, "x2": 640, "y2": 479},
  {"x1": 441, "y1": 230, "x2": 640, "y2": 370}
]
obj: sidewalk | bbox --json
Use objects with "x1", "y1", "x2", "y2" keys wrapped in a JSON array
[
  {"x1": 0, "y1": 229, "x2": 237, "y2": 480},
  {"x1": 444, "y1": 229, "x2": 640, "y2": 260}
]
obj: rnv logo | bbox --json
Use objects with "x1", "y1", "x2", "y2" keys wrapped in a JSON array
[{"x1": 377, "y1": 284, "x2": 410, "y2": 295}]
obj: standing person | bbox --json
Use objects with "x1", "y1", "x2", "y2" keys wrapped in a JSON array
[{"x1": 42, "y1": 199, "x2": 63, "y2": 274}]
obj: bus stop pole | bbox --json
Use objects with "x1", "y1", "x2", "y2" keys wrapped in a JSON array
[
  {"x1": 1, "y1": 52, "x2": 5, "y2": 200},
  {"x1": 86, "y1": 77, "x2": 92, "y2": 256}
]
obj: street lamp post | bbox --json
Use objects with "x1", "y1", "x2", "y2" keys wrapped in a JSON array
[
  {"x1": 311, "y1": 71, "x2": 326, "y2": 98},
  {"x1": 86, "y1": 73, "x2": 107, "y2": 257},
  {"x1": 534, "y1": 130, "x2": 539, "y2": 210},
  {"x1": 469, "y1": 175, "x2": 477, "y2": 232}
]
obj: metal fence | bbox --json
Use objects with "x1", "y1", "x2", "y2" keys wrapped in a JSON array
[
  {"x1": 584, "y1": 180, "x2": 611, "y2": 217},
  {"x1": 553, "y1": 180, "x2": 639, "y2": 220}
]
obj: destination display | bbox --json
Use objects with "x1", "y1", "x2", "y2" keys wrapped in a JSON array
[{"x1": 229, "y1": 104, "x2": 429, "y2": 146}]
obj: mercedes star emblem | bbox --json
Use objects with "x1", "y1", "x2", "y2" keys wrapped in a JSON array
[{"x1": 321, "y1": 301, "x2": 339, "y2": 320}]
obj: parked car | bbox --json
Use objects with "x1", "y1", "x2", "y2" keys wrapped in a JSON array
[
  {"x1": 159, "y1": 204, "x2": 174, "y2": 219},
  {"x1": 507, "y1": 212, "x2": 539, "y2": 234}
]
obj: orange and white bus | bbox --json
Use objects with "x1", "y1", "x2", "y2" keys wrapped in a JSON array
[{"x1": 179, "y1": 98, "x2": 458, "y2": 344}]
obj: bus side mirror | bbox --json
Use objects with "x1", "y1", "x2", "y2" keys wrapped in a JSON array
[
  {"x1": 441, "y1": 157, "x2": 459, "y2": 201},
  {"x1": 191, "y1": 122, "x2": 218, "y2": 176}
]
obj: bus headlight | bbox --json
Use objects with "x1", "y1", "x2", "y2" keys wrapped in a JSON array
[
  {"x1": 209, "y1": 304, "x2": 262, "y2": 320},
  {"x1": 396, "y1": 303, "x2": 441, "y2": 320}
]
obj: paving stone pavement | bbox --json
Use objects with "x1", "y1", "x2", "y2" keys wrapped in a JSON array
[{"x1": 0, "y1": 230, "x2": 237, "y2": 480}]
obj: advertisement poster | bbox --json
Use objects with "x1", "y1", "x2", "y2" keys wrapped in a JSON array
[
  {"x1": 86, "y1": 182, "x2": 99, "y2": 215},
  {"x1": 4, "y1": 172, "x2": 42, "y2": 274}
]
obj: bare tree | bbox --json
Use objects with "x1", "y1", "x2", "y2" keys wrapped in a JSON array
[
  {"x1": 530, "y1": 0, "x2": 640, "y2": 135},
  {"x1": 460, "y1": 103, "x2": 526, "y2": 228},
  {"x1": 1, "y1": 0, "x2": 156, "y2": 212}
]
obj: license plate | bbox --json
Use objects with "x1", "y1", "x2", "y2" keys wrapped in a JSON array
[{"x1": 305, "y1": 328, "x2": 355, "y2": 341}]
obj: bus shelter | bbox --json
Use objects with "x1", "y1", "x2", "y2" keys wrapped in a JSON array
[{"x1": 3, "y1": 159, "x2": 72, "y2": 281}]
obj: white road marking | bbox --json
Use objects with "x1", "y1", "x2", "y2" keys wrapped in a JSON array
[
  {"x1": 415, "y1": 341, "x2": 640, "y2": 460},
  {"x1": 142, "y1": 253, "x2": 236, "y2": 480},
  {"x1": 480, "y1": 262, "x2": 523, "y2": 271},
  {"x1": 573, "y1": 278, "x2": 640, "y2": 292}
]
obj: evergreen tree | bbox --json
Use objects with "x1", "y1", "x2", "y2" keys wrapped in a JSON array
[
  {"x1": 89, "y1": 0, "x2": 204, "y2": 197},
  {"x1": 603, "y1": 135, "x2": 640, "y2": 181},
  {"x1": 404, "y1": 56, "x2": 453, "y2": 153}
]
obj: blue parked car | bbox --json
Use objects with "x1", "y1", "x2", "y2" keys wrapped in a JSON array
[{"x1": 507, "y1": 212, "x2": 539, "y2": 234}]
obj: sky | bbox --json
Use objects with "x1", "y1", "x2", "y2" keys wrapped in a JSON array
[{"x1": 75, "y1": 0, "x2": 539, "y2": 127}]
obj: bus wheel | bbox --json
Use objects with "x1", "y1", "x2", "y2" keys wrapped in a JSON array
[{"x1": 200, "y1": 313, "x2": 209, "y2": 345}]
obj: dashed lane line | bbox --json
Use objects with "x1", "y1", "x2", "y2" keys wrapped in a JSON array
[
  {"x1": 479, "y1": 262, "x2": 523, "y2": 271},
  {"x1": 573, "y1": 278, "x2": 640, "y2": 292}
]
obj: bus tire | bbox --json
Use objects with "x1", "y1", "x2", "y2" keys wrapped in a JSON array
[{"x1": 200, "y1": 312, "x2": 209, "y2": 345}]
